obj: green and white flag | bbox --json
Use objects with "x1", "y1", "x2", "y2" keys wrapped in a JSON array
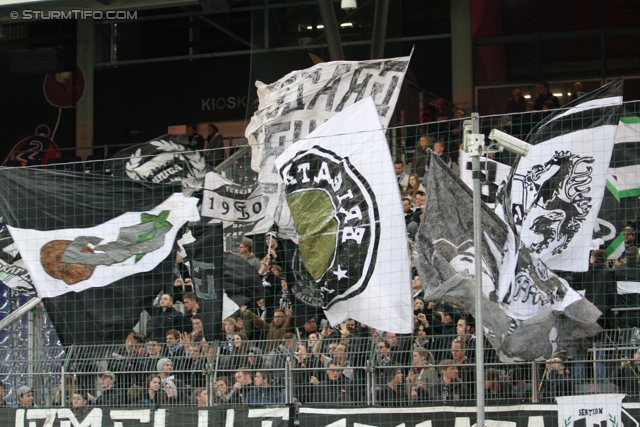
[{"x1": 597, "y1": 116, "x2": 640, "y2": 259}]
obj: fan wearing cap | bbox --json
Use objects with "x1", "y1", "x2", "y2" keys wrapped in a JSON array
[
  {"x1": 88, "y1": 372, "x2": 124, "y2": 407},
  {"x1": 17, "y1": 385, "x2": 35, "y2": 408},
  {"x1": 623, "y1": 226, "x2": 637, "y2": 250}
]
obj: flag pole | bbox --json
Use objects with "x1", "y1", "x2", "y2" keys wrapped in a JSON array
[{"x1": 465, "y1": 112, "x2": 485, "y2": 427}]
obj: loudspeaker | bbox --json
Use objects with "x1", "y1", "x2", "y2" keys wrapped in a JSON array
[{"x1": 199, "y1": 0, "x2": 232, "y2": 13}]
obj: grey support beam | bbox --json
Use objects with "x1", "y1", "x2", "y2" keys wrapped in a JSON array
[
  {"x1": 318, "y1": 0, "x2": 345, "y2": 61},
  {"x1": 370, "y1": 0, "x2": 389, "y2": 59}
]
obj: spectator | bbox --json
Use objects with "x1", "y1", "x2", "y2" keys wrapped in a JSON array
[
  {"x1": 402, "y1": 198, "x2": 414, "y2": 227},
  {"x1": 412, "y1": 136, "x2": 431, "y2": 178},
  {"x1": 72, "y1": 391, "x2": 88, "y2": 408},
  {"x1": 623, "y1": 227, "x2": 636, "y2": 250},
  {"x1": 539, "y1": 355, "x2": 573, "y2": 401},
  {"x1": 247, "y1": 346, "x2": 264, "y2": 371},
  {"x1": 220, "y1": 333, "x2": 250, "y2": 371},
  {"x1": 186, "y1": 124, "x2": 204, "y2": 150},
  {"x1": 158, "y1": 358, "x2": 180, "y2": 391},
  {"x1": 572, "y1": 249, "x2": 617, "y2": 381},
  {"x1": 373, "y1": 340, "x2": 395, "y2": 385},
  {"x1": 145, "y1": 374, "x2": 163, "y2": 405},
  {"x1": 422, "y1": 97, "x2": 444, "y2": 123},
  {"x1": 88, "y1": 372, "x2": 123, "y2": 406},
  {"x1": 53, "y1": 375, "x2": 76, "y2": 406},
  {"x1": 185, "y1": 344, "x2": 206, "y2": 389},
  {"x1": 309, "y1": 363, "x2": 355, "y2": 404},
  {"x1": 264, "y1": 332, "x2": 295, "y2": 385},
  {"x1": 614, "y1": 347, "x2": 640, "y2": 397},
  {"x1": 143, "y1": 339, "x2": 163, "y2": 375},
  {"x1": 188, "y1": 313, "x2": 205, "y2": 343},
  {"x1": 238, "y1": 238, "x2": 261, "y2": 271},
  {"x1": 414, "y1": 324, "x2": 431, "y2": 349},
  {"x1": 406, "y1": 347, "x2": 438, "y2": 399},
  {"x1": 375, "y1": 368, "x2": 408, "y2": 407},
  {"x1": 301, "y1": 316, "x2": 317, "y2": 338},
  {"x1": 241, "y1": 306, "x2": 294, "y2": 352},
  {"x1": 182, "y1": 292, "x2": 201, "y2": 335},
  {"x1": 161, "y1": 329, "x2": 187, "y2": 378},
  {"x1": 244, "y1": 371, "x2": 285, "y2": 405},
  {"x1": 205, "y1": 123, "x2": 225, "y2": 167},
  {"x1": 403, "y1": 173, "x2": 425, "y2": 200},
  {"x1": 506, "y1": 88, "x2": 526, "y2": 114},
  {"x1": 616, "y1": 246, "x2": 640, "y2": 328},
  {"x1": 276, "y1": 279, "x2": 293, "y2": 311},
  {"x1": 194, "y1": 387, "x2": 208, "y2": 407},
  {"x1": 534, "y1": 82, "x2": 560, "y2": 110},
  {"x1": 456, "y1": 315, "x2": 476, "y2": 362},
  {"x1": 431, "y1": 360, "x2": 466, "y2": 403},
  {"x1": 214, "y1": 377, "x2": 233, "y2": 406},
  {"x1": 412, "y1": 275, "x2": 424, "y2": 298},
  {"x1": 420, "y1": 141, "x2": 451, "y2": 187},
  {"x1": 384, "y1": 332, "x2": 411, "y2": 366},
  {"x1": 162, "y1": 379, "x2": 184, "y2": 405},
  {"x1": 395, "y1": 160, "x2": 409, "y2": 191},
  {"x1": 484, "y1": 369, "x2": 513, "y2": 401},
  {"x1": 571, "y1": 81, "x2": 585, "y2": 101},
  {"x1": 17, "y1": 386, "x2": 35, "y2": 408},
  {"x1": 450, "y1": 340, "x2": 473, "y2": 396},
  {"x1": 150, "y1": 294, "x2": 183, "y2": 341},
  {"x1": 228, "y1": 367, "x2": 254, "y2": 404}
]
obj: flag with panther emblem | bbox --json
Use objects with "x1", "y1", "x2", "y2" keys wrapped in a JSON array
[
  {"x1": 274, "y1": 98, "x2": 412, "y2": 333},
  {"x1": 497, "y1": 79, "x2": 623, "y2": 272},
  {"x1": 0, "y1": 168, "x2": 200, "y2": 345}
]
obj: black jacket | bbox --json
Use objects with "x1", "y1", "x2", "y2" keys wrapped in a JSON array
[{"x1": 573, "y1": 262, "x2": 617, "y2": 329}]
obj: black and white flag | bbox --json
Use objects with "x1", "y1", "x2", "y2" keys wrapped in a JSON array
[
  {"x1": 111, "y1": 134, "x2": 207, "y2": 197},
  {"x1": 458, "y1": 150, "x2": 512, "y2": 208},
  {"x1": 274, "y1": 98, "x2": 413, "y2": 333},
  {"x1": 415, "y1": 153, "x2": 601, "y2": 360},
  {"x1": 246, "y1": 54, "x2": 412, "y2": 240},
  {"x1": 498, "y1": 79, "x2": 623, "y2": 272},
  {"x1": 201, "y1": 171, "x2": 270, "y2": 235},
  {"x1": 0, "y1": 168, "x2": 200, "y2": 345}
]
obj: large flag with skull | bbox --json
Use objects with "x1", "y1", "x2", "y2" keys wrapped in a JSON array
[
  {"x1": 274, "y1": 98, "x2": 413, "y2": 333},
  {"x1": 415, "y1": 153, "x2": 602, "y2": 360},
  {"x1": 0, "y1": 168, "x2": 200, "y2": 345},
  {"x1": 246, "y1": 54, "x2": 412, "y2": 240}
]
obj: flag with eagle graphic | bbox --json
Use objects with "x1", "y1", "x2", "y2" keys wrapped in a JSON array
[
  {"x1": 274, "y1": 97, "x2": 413, "y2": 333},
  {"x1": 497, "y1": 79, "x2": 623, "y2": 272},
  {"x1": 0, "y1": 168, "x2": 200, "y2": 345}
]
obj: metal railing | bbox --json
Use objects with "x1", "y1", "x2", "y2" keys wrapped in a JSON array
[{"x1": 2, "y1": 332, "x2": 639, "y2": 408}]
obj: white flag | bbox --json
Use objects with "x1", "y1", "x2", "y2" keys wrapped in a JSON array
[
  {"x1": 274, "y1": 98, "x2": 413, "y2": 333},
  {"x1": 246, "y1": 54, "x2": 411, "y2": 240}
]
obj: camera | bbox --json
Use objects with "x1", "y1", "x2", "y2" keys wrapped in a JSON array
[
  {"x1": 341, "y1": 0, "x2": 357, "y2": 12},
  {"x1": 488, "y1": 129, "x2": 533, "y2": 157}
]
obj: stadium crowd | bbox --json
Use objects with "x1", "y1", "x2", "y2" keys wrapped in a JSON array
[{"x1": 2, "y1": 84, "x2": 640, "y2": 410}]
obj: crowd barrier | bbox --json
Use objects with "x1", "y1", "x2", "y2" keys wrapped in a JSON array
[{"x1": 1, "y1": 332, "x2": 639, "y2": 409}]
